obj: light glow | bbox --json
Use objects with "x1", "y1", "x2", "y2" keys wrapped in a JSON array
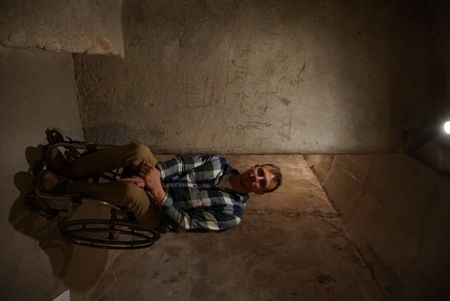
[{"x1": 444, "y1": 121, "x2": 450, "y2": 134}]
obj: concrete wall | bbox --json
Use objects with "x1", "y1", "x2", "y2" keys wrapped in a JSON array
[
  {"x1": 408, "y1": 0, "x2": 450, "y2": 173},
  {"x1": 74, "y1": 0, "x2": 437, "y2": 154},
  {"x1": 304, "y1": 154, "x2": 450, "y2": 300},
  {"x1": 0, "y1": 46, "x2": 84, "y2": 301},
  {"x1": 0, "y1": 0, "x2": 124, "y2": 56}
]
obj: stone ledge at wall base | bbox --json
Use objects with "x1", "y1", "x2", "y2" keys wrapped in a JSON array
[
  {"x1": 402, "y1": 126, "x2": 450, "y2": 175},
  {"x1": 304, "y1": 153, "x2": 450, "y2": 301},
  {"x1": 0, "y1": 0, "x2": 124, "y2": 56},
  {"x1": 415, "y1": 140, "x2": 450, "y2": 174}
]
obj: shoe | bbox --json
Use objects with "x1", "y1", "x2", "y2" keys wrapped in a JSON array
[
  {"x1": 46, "y1": 146, "x2": 74, "y2": 177},
  {"x1": 41, "y1": 170, "x2": 68, "y2": 193}
]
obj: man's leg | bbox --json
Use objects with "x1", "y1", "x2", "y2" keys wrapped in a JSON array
[
  {"x1": 64, "y1": 181, "x2": 161, "y2": 227},
  {"x1": 47, "y1": 143, "x2": 160, "y2": 225},
  {"x1": 52, "y1": 143, "x2": 157, "y2": 177}
]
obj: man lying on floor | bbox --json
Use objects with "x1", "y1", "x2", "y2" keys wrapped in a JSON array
[{"x1": 42, "y1": 143, "x2": 282, "y2": 232}]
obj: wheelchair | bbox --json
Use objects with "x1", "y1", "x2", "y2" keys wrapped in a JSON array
[{"x1": 25, "y1": 129, "x2": 160, "y2": 249}]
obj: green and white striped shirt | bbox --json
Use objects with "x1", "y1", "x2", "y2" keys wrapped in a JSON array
[{"x1": 156, "y1": 155, "x2": 248, "y2": 232}]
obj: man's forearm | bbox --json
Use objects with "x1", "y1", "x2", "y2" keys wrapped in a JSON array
[
  {"x1": 150, "y1": 186, "x2": 166, "y2": 204},
  {"x1": 139, "y1": 164, "x2": 166, "y2": 203}
]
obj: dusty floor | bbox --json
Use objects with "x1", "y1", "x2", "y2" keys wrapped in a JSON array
[
  {"x1": 7, "y1": 154, "x2": 385, "y2": 301},
  {"x1": 68, "y1": 155, "x2": 383, "y2": 301},
  {"x1": 0, "y1": 47, "x2": 383, "y2": 299}
]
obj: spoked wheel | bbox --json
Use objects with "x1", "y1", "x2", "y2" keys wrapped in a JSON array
[{"x1": 59, "y1": 219, "x2": 160, "y2": 249}]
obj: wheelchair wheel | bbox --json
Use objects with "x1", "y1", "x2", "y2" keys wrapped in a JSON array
[{"x1": 59, "y1": 219, "x2": 160, "y2": 249}]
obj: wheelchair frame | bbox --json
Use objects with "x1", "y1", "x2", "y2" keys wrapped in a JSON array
[{"x1": 25, "y1": 129, "x2": 160, "y2": 249}]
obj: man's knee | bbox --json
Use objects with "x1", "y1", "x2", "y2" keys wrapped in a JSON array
[
  {"x1": 124, "y1": 143, "x2": 156, "y2": 166},
  {"x1": 119, "y1": 182, "x2": 150, "y2": 216},
  {"x1": 133, "y1": 143, "x2": 151, "y2": 158}
]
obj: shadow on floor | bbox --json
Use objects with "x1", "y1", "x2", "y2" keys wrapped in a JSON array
[{"x1": 8, "y1": 145, "x2": 110, "y2": 291}]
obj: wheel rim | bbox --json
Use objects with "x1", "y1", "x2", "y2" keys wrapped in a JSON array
[{"x1": 59, "y1": 219, "x2": 160, "y2": 249}]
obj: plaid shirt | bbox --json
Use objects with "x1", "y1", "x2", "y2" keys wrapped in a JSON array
[{"x1": 156, "y1": 155, "x2": 248, "y2": 232}]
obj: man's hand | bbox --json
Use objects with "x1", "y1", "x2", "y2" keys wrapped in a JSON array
[
  {"x1": 119, "y1": 176, "x2": 145, "y2": 188},
  {"x1": 139, "y1": 164, "x2": 166, "y2": 204}
]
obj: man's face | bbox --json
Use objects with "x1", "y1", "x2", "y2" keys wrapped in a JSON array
[{"x1": 240, "y1": 165, "x2": 277, "y2": 194}]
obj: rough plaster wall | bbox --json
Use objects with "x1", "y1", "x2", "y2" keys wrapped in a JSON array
[
  {"x1": 304, "y1": 154, "x2": 450, "y2": 300},
  {"x1": 74, "y1": 0, "x2": 435, "y2": 154},
  {"x1": 0, "y1": 0, "x2": 124, "y2": 56},
  {"x1": 0, "y1": 46, "x2": 84, "y2": 301}
]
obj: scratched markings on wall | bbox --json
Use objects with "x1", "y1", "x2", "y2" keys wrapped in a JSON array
[
  {"x1": 236, "y1": 25, "x2": 303, "y2": 144},
  {"x1": 74, "y1": 0, "x2": 433, "y2": 153},
  {"x1": 184, "y1": 64, "x2": 228, "y2": 110}
]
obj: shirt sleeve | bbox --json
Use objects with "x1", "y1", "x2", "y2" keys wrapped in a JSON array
[
  {"x1": 159, "y1": 193, "x2": 243, "y2": 232},
  {"x1": 156, "y1": 155, "x2": 222, "y2": 181}
]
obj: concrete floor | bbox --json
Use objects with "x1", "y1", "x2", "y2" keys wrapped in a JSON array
[{"x1": 0, "y1": 47, "x2": 383, "y2": 300}]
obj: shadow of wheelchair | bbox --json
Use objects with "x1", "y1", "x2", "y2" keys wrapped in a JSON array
[{"x1": 8, "y1": 145, "x2": 111, "y2": 291}]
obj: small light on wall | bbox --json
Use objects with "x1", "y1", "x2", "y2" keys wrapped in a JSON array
[{"x1": 444, "y1": 121, "x2": 450, "y2": 135}]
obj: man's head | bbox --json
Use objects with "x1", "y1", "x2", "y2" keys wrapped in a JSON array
[{"x1": 239, "y1": 164, "x2": 282, "y2": 194}]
